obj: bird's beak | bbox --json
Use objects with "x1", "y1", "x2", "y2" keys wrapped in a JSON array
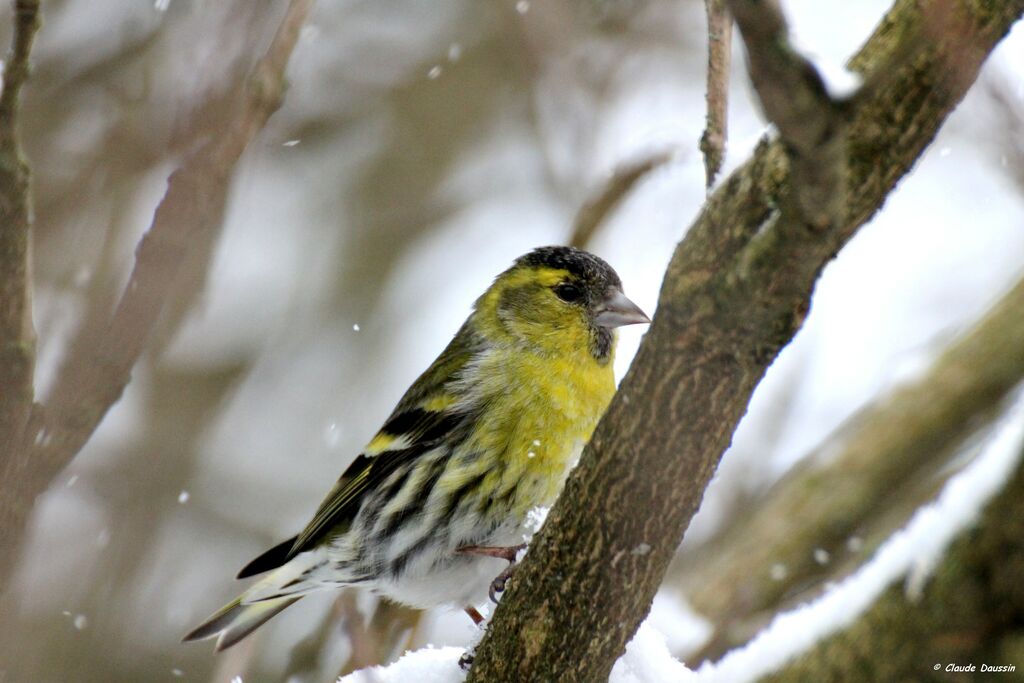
[{"x1": 594, "y1": 289, "x2": 651, "y2": 328}]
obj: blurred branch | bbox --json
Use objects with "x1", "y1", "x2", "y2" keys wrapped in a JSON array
[
  {"x1": 283, "y1": 593, "x2": 351, "y2": 679},
  {"x1": 0, "y1": 0, "x2": 41, "y2": 476},
  {"x1": 568, "y1": 151, "x2": 673, "y2": 249},
  {"x1": 766, "y1": 439, "x2": 1024, "y2": 682},
  {"x1": 281, "y1": 594, "x2": 422, "y2": 679},
  {"x1": 336, "y1": 599, "x2": 423, "y2": 678},
  {"x1": 0, "y1": 0, "x2": 315, "y2": 593},
  {"x1": 335, "y1": 594, "x2": 373, "y2": 675},
  {"x1": 466, "y1": 1, "x2": 1024, "y2": 681},
  {"x1": 699, "y1": 0, "x2": 732, "y2": 188},
  {"x1": 673, "y1": 274, "x2": 1024, "y2": 659},
  {"x1": 33, "y1": 0, "x2": 312, "y2": 495}
]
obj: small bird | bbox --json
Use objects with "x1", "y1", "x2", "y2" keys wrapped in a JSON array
[{"x1": 184, "y1": 245, "x2": 649, "y2": 651}]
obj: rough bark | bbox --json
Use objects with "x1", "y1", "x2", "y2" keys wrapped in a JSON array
[
  {"x1": 0, "y1": 0, "x2": 314, "y2": 593},
  {"x1": 673, "y1": 274, "x2": 1024, "y2": 659},
  {"x1": 466, "y1": 1, "x2": 1024, "y2": 681},
  {"x1": 765, "y1": 442, "x2": 1024, "y2": 683}
]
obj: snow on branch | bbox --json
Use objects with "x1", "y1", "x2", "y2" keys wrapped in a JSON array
[
  {"x1": 700, "y1": 390, "x2": 1024, "y2": 683},
  {"x1": 674, "y1": 273, "x2": 1024, "y2": 659}
]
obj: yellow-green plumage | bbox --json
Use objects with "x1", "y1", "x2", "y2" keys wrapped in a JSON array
[
  {"x1": 184, "y1": 246, "x2": 648, "y2": 651},
  {"x1": 456, "y1": 340, "x2": 615, "y2": 515}
]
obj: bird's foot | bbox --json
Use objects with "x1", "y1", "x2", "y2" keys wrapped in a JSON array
[
  {"x1": 456, "y1": 543, "x2": 526, "y2": 563},
  {"x1": 458, "y1": 650, "x2": 475, "y2": 670},
  {"x1": 456, "y1": 543, "x2": 527, "y2": 603},
  {"x1": 488, "y1": 563, "x2": 517, "y2": 603}
]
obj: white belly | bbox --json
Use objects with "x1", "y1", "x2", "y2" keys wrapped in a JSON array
[{"x1": 374, "y1": 552, "x2": 509, "y2": 609}]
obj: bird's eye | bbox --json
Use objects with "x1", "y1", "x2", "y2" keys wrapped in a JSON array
[{"x1": 553, "y1": 282, "x2": 583, "y2": 303}]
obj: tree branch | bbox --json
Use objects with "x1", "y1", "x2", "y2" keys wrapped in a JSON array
[
  {"x1": 31, "y1": 0, "x2": 312, "y2": 481},
  {"x1": 766, "y1": 438, "x2": 1024, "y2": 682},
  {"x1": 727, "y1": 0, "x2": 845, "y2": 229},
  {"x1": 673, "y1": 273, "x2": 1024, "y2": 659},
  {"x1": 0, "y1": 0, "x2": 315, "y2": 590},
  {"x1": 569, "y1": 151, "x2": 673, "y2": 249},
  {"x1": 699, "y1": 0, "x2": 732, "y2": 188},
  {"x1": 466, "y1": 1, "x2": 1024, "y2": 681},
  {"x1": 0, "y1": 0, "x2": 41, "y2": 471}
]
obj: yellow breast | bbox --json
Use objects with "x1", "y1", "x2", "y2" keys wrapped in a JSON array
[{"x1": 464, "y1": 344, "x2": 616, "y2": 515}]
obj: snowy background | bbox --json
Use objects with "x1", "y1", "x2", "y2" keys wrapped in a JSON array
[{"x1": 1, "y1": 0, "x2": 1023, "y2": 681}]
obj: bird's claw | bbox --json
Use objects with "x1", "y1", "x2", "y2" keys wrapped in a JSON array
[
  {"x1": 456, "y1": 543, "x2": 525, "y2": 604},
  {"x1": 488, "y1": 563, "x2": 516, "y2": 603}
]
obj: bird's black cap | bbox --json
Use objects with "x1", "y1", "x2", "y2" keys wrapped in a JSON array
[{"x1": 516, "y1": 246, "x2": 622, "y2": 290}]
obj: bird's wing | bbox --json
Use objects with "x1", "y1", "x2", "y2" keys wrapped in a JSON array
[
  {"x1": 285, "y1": 450, "x2": 413, "y2": 559},
  {"x1": 283, "y1": 322, "x2": 485, "y2": 560}
]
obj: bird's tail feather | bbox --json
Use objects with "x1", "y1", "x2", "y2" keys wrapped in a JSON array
[
  {"x1": 183, "y1": 595, "x2": 301, "y2": 651},
  {"x1": 185, "y1": 549, "x2": 336, "y2": 649}
]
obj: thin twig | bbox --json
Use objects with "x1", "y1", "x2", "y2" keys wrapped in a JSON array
[
  {"x1": 0, "y1": 0, "x2": 42, "y2": 455},
  {"x1": 569, "y1": 151, "x2": 673, "y2": 249},
  {"x1": 699, "y1": 0, "x2": 732, "y2": 189}
]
